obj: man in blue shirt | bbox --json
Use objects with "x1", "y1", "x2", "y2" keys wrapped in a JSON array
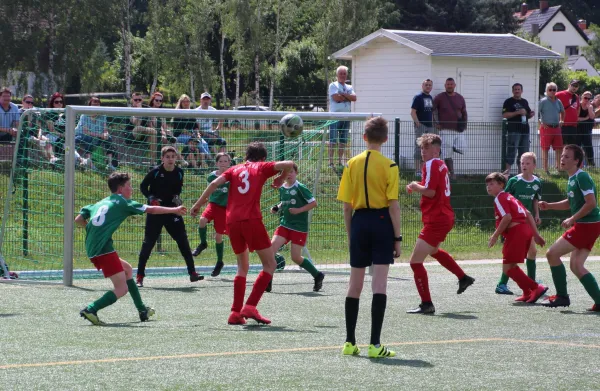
[
  {"x1": 328, "y1": 66, "x2": 357, "y2": 168},
  {"x1": 410, "y1": 79, "x2": 435, "y2": 177},
  {"x1": 0, "y1": 87, "x2": 20, "y2": 143}
]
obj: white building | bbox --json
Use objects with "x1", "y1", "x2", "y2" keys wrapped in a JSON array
[
  {"x1": 566, "y1": 56, "x2": 600, "y2": 77},
  {"x1": 331, "y1": 29, "x2": 560, "y2": 173}
]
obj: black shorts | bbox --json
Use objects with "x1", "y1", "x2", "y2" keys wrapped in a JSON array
[
  {"x1": 350, "y1": 208, "x2": 394, "y2": 268},
  {"x1": 0, "y1": 133, "x2": 13, "y2": 144}
]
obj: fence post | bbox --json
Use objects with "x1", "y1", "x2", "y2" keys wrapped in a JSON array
[
  {"x1": 394, "y1": 117, "x2": 400, "y2": 167},
  {"x1": 501, "y1": 118, "x2": 508, "y2": 171}
]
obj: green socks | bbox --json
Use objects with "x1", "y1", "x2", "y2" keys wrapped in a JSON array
[
  {"x1": 300, "y1": 257, "x2": 320, "y2": 278},
  {"x1": 498, "y1": 273, "x2": 509, "y2": 286},
  {"x1": 88, "y1": 290, "x2": 117, "y2": 312},
  {"x1": 127, "y1": 279, "x2": 146, "y2": 312},
  {"x1": 216, "y1": 242, "x2": 224, "y2": 262},
  {"x1": 526, "y1": 258, "x2": 536, "y2": 280},
  {"x1": 199, "y1": 226, "x2": 207, "y2": 244},
  {"x1": 580, "y1": 273, "x2": 600, "y2": 304},
  {"x1": 550, "y1": 264, "x2": 569, "y2": 297}
]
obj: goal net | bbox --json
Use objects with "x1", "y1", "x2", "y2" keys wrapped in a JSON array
[{"x1": 0, "y1": 107, "x2": 377, "y2": 285}]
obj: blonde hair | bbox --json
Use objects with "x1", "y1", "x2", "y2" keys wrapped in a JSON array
[
  {"x1": 336, "y1": 66, "x2": 348, "y2": 75},
  {"x1": 545, "y1": 82, "x2": 557, "y2": 96},
  {"x1": 175, "y1": 94, "x2": 192, "y2": 109},
  {"x1": 520, "y1": 152, "x2": 537, "y2": 165},
  {"x1": 582, "y1": 91, "x2": 593, "y2": 99}
]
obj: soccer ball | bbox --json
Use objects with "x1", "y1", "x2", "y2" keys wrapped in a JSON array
[
  {"x1": 275, "y1": 253, "x2": 286, "y2": 271},
  {"x1": 280, "y1": 114, "x2": 303, "y2": 138}
]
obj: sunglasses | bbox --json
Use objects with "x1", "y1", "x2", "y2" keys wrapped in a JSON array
[
  {"x1": 54, "y1": 100, "x2": 63, "y2": 104},
  {"x1": 24, "y1": 101, "x2": 33, "y2": 104},
  {"x1": 133, "y1": 98, "x2": 142, "y2": 102},
  {"x1": 547, "y1": 89, "x2": 557, "y2": 92},
  {"x1": 154, "y1": 99, "x2": 163, "y2": 103},
  {"x1": 583, "y1": 97, "x2": 591, "y2": 100}
]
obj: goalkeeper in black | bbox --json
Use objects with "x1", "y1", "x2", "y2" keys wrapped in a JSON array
[{"x1": 136, "y1": 146, "x2": 204, "y2": 287}]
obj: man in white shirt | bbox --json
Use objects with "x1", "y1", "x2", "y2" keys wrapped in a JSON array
[
  {"x1": 328, "y1": 66, "x2": 357, "y2": 168},
  {"x1": 196, "y1": 92, "x2": 226, "y2": 153}
]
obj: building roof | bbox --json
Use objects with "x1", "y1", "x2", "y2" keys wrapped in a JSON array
[
  {"x1": 331, "y1": 29, "x2": 561, "y2": 61},
  {"x1": 516, "y1": 5, "x2": 589, "y2": 43}
]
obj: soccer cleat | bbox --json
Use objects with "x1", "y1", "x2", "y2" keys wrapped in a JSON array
[
  {"x1": 136, "y1": 274, "x2": 144, "y2": 288},
  {"x1": 139, "y1": 306, "x2": 155, "y2": 322},
  {"x1": 240, "y1": 305, "x2": 271, "y2": 324},
  {"x1": 587, "y1": 304, "x2": 600, "y2": 312},
  {"x1": 189, "y1": 272, "x2": 204, "y2": 282},
  {"x1": 192, "y1": 242, "x2": 208, "y2": 257},
  {"x1": 211, "y1": 261, "x2": 224, "y2": 277},
  {"x1": 80, "y1": 307, "x2": 105, "y2": 326},
  {"x1": 514, "y1": 292, "x2": 531, "y2": 302},
  {"x1": 275, "y1": 253, "x2": 286, "y2": 271},
  {"x1": 368, "y1": 344, "x2": 396, "y2": 358},
  {"x1": 406, "y1": 302, "x2": 435, "y2": 314},
  {"x1": 542, "y1": 295, "x2": 570, "y2": 308},
  {"x1": 266, "y1": 280, "x2": 272, "y2": 293},
  {"x1": 495, "y1": 284, "x2": 514, "y2": 295},
  {"x1": 342, "y1": 342, "x2": 360, "y2": 356},
  {"x1": 313, "y1": 272, "x2": 325, "y2": 292},
  {"x1": 457, "y1": 275, "x2": 475, "y2": 294},
  {"x1": 526, "y1": 284, "x2": 548, "y2": 303},
  {"x1": 227, "y1": 311, "x2": 247, "y2": 325}
]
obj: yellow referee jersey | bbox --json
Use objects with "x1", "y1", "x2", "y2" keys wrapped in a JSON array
[{"x1": 337, "y1": 149, "x2": 399, "y2": 210}]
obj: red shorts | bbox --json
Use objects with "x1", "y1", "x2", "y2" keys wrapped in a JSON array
[
  {"x1": 274, "y1": 226, "x2": 308, "y2": 246},
  {"x1": 419, "y1": 220, "x2": 454, "y2": 247},
  {"x1": 563, "y1": 222, "x2": 600, "y2": 251},
  {"x1": 502, "y1": 223, "x2": 532, "y2": 264},
  {"x1": 540, "y1": 125, "x2": 563, "y2": 151},
  {"x1": 227, "y1": 218, "x2": 272, "y2": 255},
  {"x1": 202, "y1": 203, "x2": 227, "y2": 235},
  {"x1": 90, "y1": 252, "x2": 124, "y2": 278}
]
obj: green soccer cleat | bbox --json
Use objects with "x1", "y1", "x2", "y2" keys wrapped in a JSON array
[
  {"x1": 342, "y1": 342, "x2": 360, "y2": 356},
  {"x1": 80, "y1": 307, "x2": 105, "y2": 326},
  {"x1": 368, "y1": 344, "x2": 396, "y2": 358},
  {"x1": 139, "y1": 306, "x2": 156, "y2": 322}
]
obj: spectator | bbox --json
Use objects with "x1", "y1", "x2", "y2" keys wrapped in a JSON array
[
  {"x1": 593, "y1": 94, "x2": 600, "y2": 118},
  {"x1": 556, "y1": 80, "x2": 580, "y2": 146},
  {"x1": 196, "y1": 92, "x2": 226, "y2": 153},
  {"x1": 75, "y1": 96, "x2": 118, "y2": 170},
  {"x1": 502, "y1": 83, "x2": 535, "y2": 174},
  {"x1": 0, "y1": 87, "x2": 19, "y2": 144},
  {"x1": 578, "y1": 91, "x2": 596, "y2": 167},
  {"x1": 328, "y1": 65, "x2": 356, "y2": 168},
  {"x1": 171, "y1": 94, "x2": 209, "y2": 161},
  {"x1": 410, "y1": 79, "x2": 435, "y2": 177},
  {"x1": 538, "y1": 82, "x2": 565, "y2": 174},
  {"x1": 433, "y1": 78, "x2": 468, "y2": 180},
  {"x1": 181, "y1": 137, "x2": 205, "y2": 168},
  {"x1": 20, "y1": 95, "x2": 59, "y2": 165},
  {"x1": 149, "y1": 92, "x2": 174, "y2": 147},
  {"x1": 125, "y1": 92, "x2": 158, "y2": 161},
  {"x1": 43, "y1": 92, "x2": 86, "y2": 166}
]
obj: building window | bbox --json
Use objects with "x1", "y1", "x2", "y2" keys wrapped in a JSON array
[
  {"x1": 553, "y1": 23, "x2": 566, "y2": 31},
  {"x1": 566, "y1": 46, "x2": 579, "y2": 56}
]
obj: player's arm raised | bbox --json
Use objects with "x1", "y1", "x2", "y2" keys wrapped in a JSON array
[
  {"x1": 539, "y1": 199, "x2": 570, "y2": 211},
  {"x1": 146, "y1": 205, "x2": 187, "y2": 216},
  {"x1": 272, "y1": 160, "x2": 295, "y2": 188},
  {"x1": 191, "y1": 175, "x2": 228, "y2": 216}
]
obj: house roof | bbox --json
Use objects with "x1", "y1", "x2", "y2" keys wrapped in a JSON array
[
  {"x1": 517, "y1": 5, "x2": 589, "y2": 43},
  {"x1": 331, "y1": 29, "x2": 561, "y2": 60},
  {"x1": 566, "y1": 55, "x2": 583, "y2": 67}
]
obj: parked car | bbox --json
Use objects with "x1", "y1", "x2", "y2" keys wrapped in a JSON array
[{"x1": 232, "y1": 105, "x2": 279, "y2": 130}]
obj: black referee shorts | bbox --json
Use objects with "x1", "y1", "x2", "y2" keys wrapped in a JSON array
[{"x1": 349, "y1": 208, "x2": 394, "y2": 268}]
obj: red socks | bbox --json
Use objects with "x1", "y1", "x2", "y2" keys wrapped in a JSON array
[
  {"x1": 231, "y1": 276, "x2": 247, "y2": 313},
  {"x1": 246, "y1": 271, "x2": 273, "y2": 307},
  {"x1": 432, "y1": 249, "x2": 465, "y2": 279},
  {"x1": 506, "y1": 267, "x2": 537, "y2": 293},
  {"x1": 410, "y1": 263, "x2": 432, "y2": 303}
]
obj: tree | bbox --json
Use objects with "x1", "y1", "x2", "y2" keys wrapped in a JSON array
[{"x1": 583, "y1": 24, "x2": 600, "y2": 69}]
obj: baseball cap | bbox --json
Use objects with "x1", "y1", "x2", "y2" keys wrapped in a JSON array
[
  {"x1": 200, "y1": 92, "x2": 212, "y2": 99},
  {"x1": 569, "y1": 79, "x2": 580, "y2": 86}
]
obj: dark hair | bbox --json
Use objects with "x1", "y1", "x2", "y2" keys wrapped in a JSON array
[
  {"x1": 364, "y1": 117, "x2": 388, "y2": 144},
  {"x1": 48, "y1": 92, "x2": 64, "y2": 108},
  {"x1": 564, "y1": 144, "x2": 585, "y2": 168},
  {"x1": 88, "y1": 96, "x2": 101, "y2": 105},
  {"x1": 446, "y1": 78, "x2": 455, "y2": 82},
  {"x1": 161, "y1": 145, "x2": 178, "y2": 157},
  {"x1": 417, "y1": 133, "x2": 442, "y2": 148},
  {"x1": 245, "y1": 142, "x2": 267, "y2": 162},
  {"x1": 485, "y1": 172, "x2": 507, "y2": 186},
  {"x1": 107, "y1": 172, "x2": 131, "y2": 193},
  {"x1": 215, "y1": 152, "x2": 231, "y2": 163},
  {"x1": 512, "y1": 83, "x2": 523, "y2": 90},
  {"x1": 1, "y1": 87, "x2": 12, "y2": 96},
  {"x1": 132, "y1": 92, "x2": 142, "y2": 97}
]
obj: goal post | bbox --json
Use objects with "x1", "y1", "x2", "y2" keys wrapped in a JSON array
[{"x1": 0, "y1": 106, "x2": 379, "y2": 286}]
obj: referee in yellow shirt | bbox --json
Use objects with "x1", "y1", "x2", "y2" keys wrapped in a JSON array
[{"x1": 337, "y1": 116, "x2": 402, "y2": 359}]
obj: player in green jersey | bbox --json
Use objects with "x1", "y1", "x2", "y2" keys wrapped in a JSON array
[
  {"x1": 192, "y1": 153, "x2": 231, "y2": 277},
  {"x1": 496, "y1": 152, "x2": 543, "y2": 294},
  {"x1": 77, "y1": 172, "x2": 188, "y2": 325},
  {"x1": 268, "y1": 163, "x2": 324, "y2": 292},
  {"x1": 539, "y1": 145, "x2": 600, "y2": 311}
]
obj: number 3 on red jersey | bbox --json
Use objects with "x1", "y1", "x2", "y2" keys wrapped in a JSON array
[
  {"x1": 444, "y1": 172, "x2": 451, "y2": 197},
  {"x1": 238, "y1": 170, "x2": 250, "y2": 194}
]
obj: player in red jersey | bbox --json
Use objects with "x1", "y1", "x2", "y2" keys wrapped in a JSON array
[
  {"x1": 486, "y1": 172, "x2": 548, "y2": 303},
  {"x1": 406, "y1": 133, "x2": 475, "y2": 314},
  {"x1": 191, "y1": 142, "x2": 294, "y2": 325}
]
